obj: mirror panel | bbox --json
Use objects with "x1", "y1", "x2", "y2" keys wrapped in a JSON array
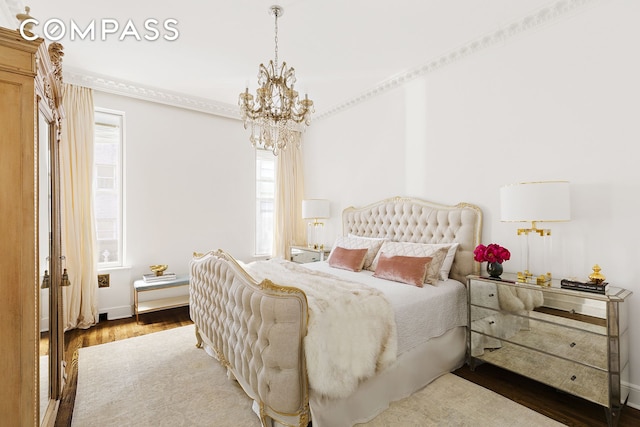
[{"x1": 38, "y1": 111, "x2": 51, "y2": 425}]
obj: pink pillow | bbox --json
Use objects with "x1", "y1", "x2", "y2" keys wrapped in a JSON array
[
  {"x1": 373, "y1": 252, "x2": 432, "y2": 287},
  {"x1": 328, "y1": 247, "x2": 368, "y2": 272}
]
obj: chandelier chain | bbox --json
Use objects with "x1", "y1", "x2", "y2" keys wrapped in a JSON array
[{"x1": 274, "y1": 10, "x2": 279, "y2": 72}]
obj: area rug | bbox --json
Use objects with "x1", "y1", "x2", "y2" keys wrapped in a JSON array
[{"x1": 73, "y1": 325, "x2": 565, "y2": 427}]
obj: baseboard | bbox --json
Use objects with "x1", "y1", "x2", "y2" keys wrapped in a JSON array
[
  {"x1": 100, "y1": 305, "x2": 133, "y2": 320},
  {"x1": 626, "y1": 381, "x2": 640, "y2": 410}
]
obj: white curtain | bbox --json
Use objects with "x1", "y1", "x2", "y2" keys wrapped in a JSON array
[
  {"x1": 60, "y1": 84, "x2": 98, "y2": 330},
  {"x1": 272, "y1": 143, "x2": 306, "y2": 259}
]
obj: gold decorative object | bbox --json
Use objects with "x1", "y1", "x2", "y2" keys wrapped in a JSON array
[
  {"x1": 150, "y1": 264, "x2": 168, "y2": 276},
  {"x1": 517, "y1": 270, "x2": 532, "y2": 282},
  {"x1": 588, "y1": 264, "x2": 606, "y2": 284},
  {"x1": 238, "y1": 5, "x2": 314, "y2": 155},
  {"x1": 536, "y1": 273, "x2": 552, "y2": 286}
]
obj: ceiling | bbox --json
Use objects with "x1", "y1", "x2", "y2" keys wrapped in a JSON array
[{"x1": 12, "y1": 0, "x2": 564, "y2": 118}]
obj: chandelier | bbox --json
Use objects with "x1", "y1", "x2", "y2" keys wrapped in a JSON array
[{"x1": 238, "y1": 5, "x2": 314, "y2": 155}]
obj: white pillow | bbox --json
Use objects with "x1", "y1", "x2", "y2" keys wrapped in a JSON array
[
  {"x1": 370, "y1": 241, "x2": 459, "y2": 280},
  {"x1": 328, "y1": 236, "x2": 385, "y2": 270}
]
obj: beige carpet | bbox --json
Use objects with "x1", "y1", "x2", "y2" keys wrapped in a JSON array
[{"x1": 73, "y1": 325, "x2": 566, "y2": 427}]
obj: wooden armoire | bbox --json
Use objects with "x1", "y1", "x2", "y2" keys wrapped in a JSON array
[{"x1": 0, "y1": 27, "x2": 66, "y2": 426}]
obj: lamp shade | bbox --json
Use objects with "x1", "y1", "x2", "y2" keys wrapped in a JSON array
[
  {"x1": 500, "y1": 181, "x2": 570, "y2": 222},
  {"x1": 302, "y1": 199, "x2": 330, "y2": 219}
]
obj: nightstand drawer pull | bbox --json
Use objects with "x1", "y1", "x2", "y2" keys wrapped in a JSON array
[
  {"x1": 488, "y1": 293, "x2": 495, "y2": 297},
  {"x1": 489, "y1": 321, "x2": 495, "y2": 325},
  {"x1": 570, "y1": 342, "x2": 576, "y2": 347},
  {"x1": 570, "y1": 375, "x2": 577, "y2": 381}
]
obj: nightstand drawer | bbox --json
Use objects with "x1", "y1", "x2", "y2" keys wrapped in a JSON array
[
  {"x1": 291, "y1": 251, "x2": 322, "y2": 263},
  {"x1": 469, "y1": 307, "x2": 607, "y2": 369},
  {"x1": 469, "y1": 280, "x2": 500, "y2": 321},
  {"x1": 473, "y1": 337, "x2": 609, "y2": 406},
  {"x1": 511, "y1": 311, "x2": 606, "y2": 369}
]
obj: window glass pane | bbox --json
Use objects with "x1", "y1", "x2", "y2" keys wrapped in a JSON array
[
  {"x1": 255, "y1": 149, "x2": 275, "y2": 256},
  {"x1": 94, "y1": 110, "x2": 124, "y2": 267},
  {"x1": 96, "y1": 164, "x2": 115, "y2": 189}
]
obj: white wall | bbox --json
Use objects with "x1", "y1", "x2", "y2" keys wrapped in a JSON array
[
  {"x1": 304, "y1": 0, "x2": 640, "y2": 407},
  {"x1": 0, "y1": 2, "x2": 17, "y2": 29},
  {"x1": 93, "y1": 92, "x2": 255, "y2": 318},
  {"x1": 303, "y1": 88, "x2": 408, "y2": 244}
]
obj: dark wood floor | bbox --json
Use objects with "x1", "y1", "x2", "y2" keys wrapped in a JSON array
[
  {"x1": 455, "y1": 364, "x2": 639, "y2": 427},
  {"x1": 54, "y1": 307, "x2": 639, "y2": 426}
]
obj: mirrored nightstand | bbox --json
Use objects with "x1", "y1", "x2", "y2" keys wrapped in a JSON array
[
  {"x1": 467, "y1": 273, "x2": 632, "y2": 426},
  {"x1": 290, "y1": 245, "x2": 331, "y2": 264}
]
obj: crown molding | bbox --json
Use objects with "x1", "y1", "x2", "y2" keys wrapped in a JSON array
[
  {"x1": 64, "y1": 68, "x2": 241, "y2": 120},
  {"x1": 5, "y1": 0, "x2": 240, "y2": 118},
  {"x1": 24, "y1": 0, "x2": 596, "y2": 122},
  {"x1": 315, "y1": 0, "x2": 599, "y2": 120}
]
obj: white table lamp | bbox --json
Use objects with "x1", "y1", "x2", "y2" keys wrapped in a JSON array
[
  {"x1": 500, "y1": 181, "x2": 570, "y2": 284},
  {"x1": 302, "y1": 199, "x2": 330, "y2": 249}
]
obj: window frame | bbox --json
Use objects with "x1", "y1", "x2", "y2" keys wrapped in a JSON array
[{"x1": 94, "y1": 108, "x2": 125, "y2": 269}]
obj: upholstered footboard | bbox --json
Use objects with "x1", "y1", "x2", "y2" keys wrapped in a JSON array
[{"x1": 190, "y1": 250, "x2": 309, "y2": 427}]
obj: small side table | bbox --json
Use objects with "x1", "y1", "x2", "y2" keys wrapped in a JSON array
[
  {"x1": 133, "y1": 274, "x2": 189, "y2": 322},
  {"x1": 290, "y1": 245, "x2": 331, "y2": 264}
]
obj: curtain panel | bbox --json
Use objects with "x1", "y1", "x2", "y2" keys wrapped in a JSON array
[
  {"x1": 60, "y1": 84, "x2": 99, "y2": 330},
  {"x1": 272, "y1": 143, "x2": 306, "y2": 259}
]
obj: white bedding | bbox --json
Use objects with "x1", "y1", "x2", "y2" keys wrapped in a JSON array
[
  {"x1": 241, "y1": 258, "x2": 397, "y2": 399},
  {"x1": 302, "y1": 260, "x2": 468, "y2": 356}
]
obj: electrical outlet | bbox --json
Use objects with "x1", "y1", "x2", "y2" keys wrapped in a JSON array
[{"x1": 98, "y1": 273, "x2": 110, "y2": 288}]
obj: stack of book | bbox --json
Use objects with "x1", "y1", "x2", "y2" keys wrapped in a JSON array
[
  {"x1": 560, "y1": 278, "x2": 608, "y2": 294},
  {"x1": 142, "y1": 272, "x2": 176, "y2": 283}
]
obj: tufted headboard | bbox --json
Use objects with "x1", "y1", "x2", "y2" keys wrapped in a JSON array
[{"x1": 342, "y1": 196, "x2": 483, "y2": 285}]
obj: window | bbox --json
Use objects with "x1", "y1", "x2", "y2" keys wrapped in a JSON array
[
  {"x1": 255, "y1": 149, "x2": 275, "y2": 256},
  {"x1": 96, "y1": 164, "x2": 116, "y2": 189},
  {"x1": 94, "y1": 109, "x2": 124, "y2": 267}
]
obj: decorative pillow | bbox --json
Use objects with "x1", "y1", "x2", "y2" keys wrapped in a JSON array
[
  {"x1": 373, "y1": 253, "x2": 432, "y2": 287},
  {"x1": 423, "y1": 248, "x2": 448, "y2": 284},
  {"x1": 428, "y1": 243, "x2": 460, "y2": 280},
  {"x1": 328, "y1": 236, "x2": 384, "y2": 270},
  {"x1": 327, "y1": 247, "x2": 368, "y2": 272},
  {"x1": 370, "y1": 241, "x2": 449, "y2": 285}
]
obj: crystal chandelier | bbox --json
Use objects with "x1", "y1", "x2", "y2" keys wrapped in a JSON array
[{"x1": 238, "y1": 5, "x2": 314, "y2": 155}]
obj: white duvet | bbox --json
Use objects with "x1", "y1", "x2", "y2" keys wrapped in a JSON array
[{"x1": 303, "y1": 261, "x2": 468, "y2": 356}]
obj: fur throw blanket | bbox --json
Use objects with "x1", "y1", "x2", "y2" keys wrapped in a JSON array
[{"x1": 242, "y1": 259, "x2": 397, "y2": 399}]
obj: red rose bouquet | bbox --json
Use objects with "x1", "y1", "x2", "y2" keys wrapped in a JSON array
[{"x1": 473, "y1": 243, "x2": 511, "y2": 264}]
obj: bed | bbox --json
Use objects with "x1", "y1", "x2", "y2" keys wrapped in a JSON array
[{"x1": 189, "y1": 196, "x2": 482, "y2": 426}]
